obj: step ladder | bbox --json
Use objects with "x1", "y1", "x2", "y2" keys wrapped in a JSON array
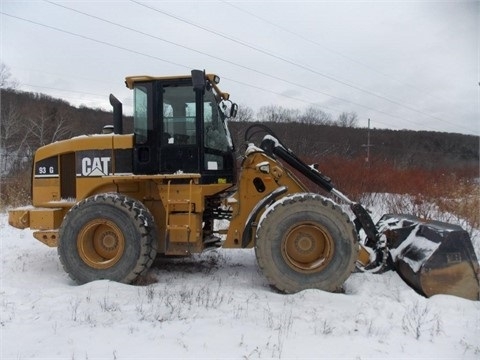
[{"x1": 165, "y1": 179, "x2": 194, "y2": 243}]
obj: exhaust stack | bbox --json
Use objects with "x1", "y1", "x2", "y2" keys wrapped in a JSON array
[{"x1": 109, "y1": 94, "x2": 123, "y2": 134}]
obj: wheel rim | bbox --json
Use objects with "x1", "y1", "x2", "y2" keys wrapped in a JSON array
[
  {"x1": 282, "y1": 223, "x2": 335, "y2": 273},
  {"x1": 77, "y1": 219, "x2": 125, "y2": 269}
]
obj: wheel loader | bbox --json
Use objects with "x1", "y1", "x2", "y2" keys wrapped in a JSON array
[{"x1": 8, "y1": 70, "x2": 479, "y2": 300}]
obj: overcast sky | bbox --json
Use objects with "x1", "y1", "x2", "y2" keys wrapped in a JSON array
[{"x1": 1, "y1": 1, "x2": 478, "y2": 135}]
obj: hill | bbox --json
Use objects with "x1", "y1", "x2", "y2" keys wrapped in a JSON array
[
  {"x1": 228, "y1": 121, "x2": 479, "y2": 170},
  {"x1": 1, "y1": 88, "x2": 478, "y2": 207},
  {"x1": 2, "y1": 88, "x2": 478, "y2": 171}
]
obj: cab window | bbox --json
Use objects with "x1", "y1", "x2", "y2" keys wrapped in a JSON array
[
  {"x1": 163, "y1": 86, "x2": 196, "y2": 145},
  {"x1": 133, "y1": 85, "x2": 149, "y2": 144},
  {"x1": 204, "y1": 91, "x2": 231, "y2": 152}
]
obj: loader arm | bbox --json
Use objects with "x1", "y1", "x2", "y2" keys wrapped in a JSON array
[{"x1": 259, "y1": 134, "x2": 380, "y2": 247}]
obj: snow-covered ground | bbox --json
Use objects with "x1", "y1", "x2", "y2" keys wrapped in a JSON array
[{"x1": 1, "y1": 211, "x2": 479, "y2": 359}]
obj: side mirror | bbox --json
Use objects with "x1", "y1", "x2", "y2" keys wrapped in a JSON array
[
  {"x1": 191, "y1": 69, "x2": 206, "y2": 92},
  {"x1": 220, "y1": 100, "x2": 238, "y2": 119},
  {"x1": 230, "y1": 103, "x2": 238, "y2": 118}
]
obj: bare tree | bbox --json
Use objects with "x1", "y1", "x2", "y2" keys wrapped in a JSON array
[
  {"x1": 257, "y1": 105, "x2": 300, "y2": 123},
  {"x1": 27, "y1": 106, "x2": 72, "y2": 148},
  {"x1": 300, "y1": 106, "x2": 333, "y2": 125},
  {"x1": 1, "y1": 101, "x2": 27, "y2": 174},
  {"x1": 336, "y1": 112, "x2": 359, "y2": 127},
  {"x1": 233, "y1": 104, "x2": 255, "y2": 122},
  {"x1": 0, "y1": 63, "x2": 17, "y2": 89}
]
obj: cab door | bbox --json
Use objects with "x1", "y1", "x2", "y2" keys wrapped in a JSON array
[
  {"x1": 132, "y1": 82, "x2": 159, "y2": 174},
  {"x1": 159, "y1": 83, "x2": 200, "y2": 174}
]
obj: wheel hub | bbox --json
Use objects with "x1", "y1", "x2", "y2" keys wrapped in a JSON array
[
  {"x1": 77, "y1": 220, "x2": 125, "y2": 269},
  {"x1": 282, "y1": 223, "x2": 334, "y2": 273},
  {"x1": 294, "y1": 231, "x2": 316, "y2": 254},
  {"x1": 95, "y1": 230, "x2": 119, "y2": 252}
]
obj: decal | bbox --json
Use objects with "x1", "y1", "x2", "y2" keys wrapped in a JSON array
[
  {"x1": 81, "y1": 156, "x2": 111, "y2": 176},
  {"x1": 76, "y1": 150, "x2": 112, "y2": 177},
  {"x1": 75, "y1": 149, "x2": 132, "y2": 177},
  {"x1": 35, "y1": 156, "x2": 59, "y2": 178}
]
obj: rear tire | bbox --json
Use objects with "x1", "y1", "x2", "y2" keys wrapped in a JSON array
[
  {"x1": 255, "y1": 193, "x2": 357, "y2": 293},
  {"x1": 58, "y1": 193, "x2": 158, "y2": 284}
]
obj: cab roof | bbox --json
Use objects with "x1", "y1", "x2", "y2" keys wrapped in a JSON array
[
  {"x1": 124, "y1": 73, "x2": 230, "y2": 100},
  {"x1": 124, "y1": 75, "x2": 194, "y2": 89}
]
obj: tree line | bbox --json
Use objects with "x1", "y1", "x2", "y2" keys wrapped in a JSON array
[
  {"x1": 0, "y1": 88, "x2": 113, "y2": 176},
  {"x1": 236, "y1": 103, "x2": 359, "y2": 128},
  {"x1": 1, "y1": 87, "x2": 478, "y2": 179},
  {"x1": 228, "y1": 120, "x2": 479, "y2": 171}
]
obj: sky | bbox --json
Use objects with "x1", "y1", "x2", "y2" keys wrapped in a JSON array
[{"x1": 0, "y1": 0, "x2": 478, "y2": 135}]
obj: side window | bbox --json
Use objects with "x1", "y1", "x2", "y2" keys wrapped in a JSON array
[
  {"x1": 204, "y1": 95, "x2": 230, "y2": 152},
  {"x1": 163, "y1": 87, "x2": 196, "y2": 145},
  {"x1": 203, "y1": 91, "x2": 233, "y2": 171},
  {"x1": 134, "y1": 86, "x2": 148, "y2": 144}
]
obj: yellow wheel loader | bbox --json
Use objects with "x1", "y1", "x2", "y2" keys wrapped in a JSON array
[{"x1": 8, "y1": 70, "x2": 479, "y2": 300}]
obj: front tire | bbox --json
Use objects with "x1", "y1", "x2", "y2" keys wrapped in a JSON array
[
  {"x1": 58, "y1": 193, "x2": 158, "y2": 284},
  {"x1": 255, "y1": 193, "x2": 357, "y2": 293}
]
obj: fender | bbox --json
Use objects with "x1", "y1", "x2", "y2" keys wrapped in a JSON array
[{"x1": 241, "y1": 186, "x2": 288, "y2": 248}]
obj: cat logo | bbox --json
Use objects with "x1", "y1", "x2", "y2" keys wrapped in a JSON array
[{"x1": 81, "y1": 156, "x2": 111, "y2": 176}]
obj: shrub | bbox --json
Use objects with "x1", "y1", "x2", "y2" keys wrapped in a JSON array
[
  {"x1": 312, "y1": 155, "x2": 479, "y2": 229},
  {"x1": 0, "y1": 168, "x2": 31, "y2": 209}
]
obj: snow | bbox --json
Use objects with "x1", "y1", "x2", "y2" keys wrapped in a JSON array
[
  {"x1": 1, "y1": 212, "x2": 480, "y2": 359},
  {"x1": 388, "y1": 223, "x2": 441, "y2": 273},
  {"x1": 245, "y1": 143, "x2": 264, "y2": 156},
  {"x1": 262, "y1": 135, "x2": 283, "y2": 149}
]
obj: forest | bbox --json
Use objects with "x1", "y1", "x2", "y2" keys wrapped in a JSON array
[{"x1": 1, "y1": 87, "x2": 479, "y2": 217}]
